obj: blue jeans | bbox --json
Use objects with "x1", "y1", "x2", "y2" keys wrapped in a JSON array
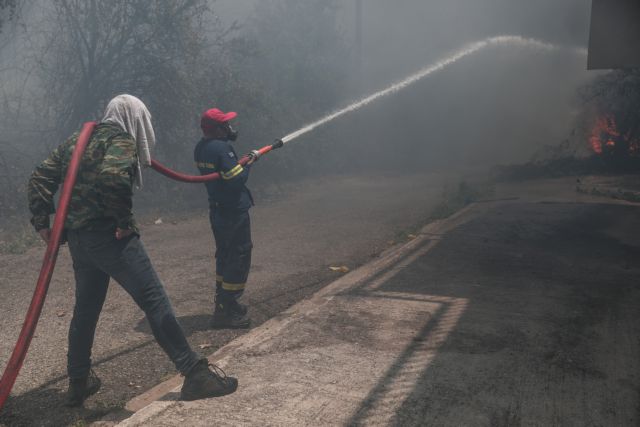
[{"x1": 66, "y1": 230, "x2": 199, "y2": 379}]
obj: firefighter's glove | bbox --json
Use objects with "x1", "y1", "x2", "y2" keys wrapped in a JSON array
[{"x1": 246, "y1": 150, "x2": 260, "y2": 164}]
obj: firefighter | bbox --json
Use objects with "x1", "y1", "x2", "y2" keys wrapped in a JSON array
[
  {"x1": 28, "y1": 95, "x2": 237, "y2": 407},
  {"x1": 195, "y1": 108, "x2": 256, "y2": 329}
]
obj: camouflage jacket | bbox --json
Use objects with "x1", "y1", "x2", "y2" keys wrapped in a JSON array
[{"x1": 28, "y1": 123, "x2": 139, "y2": 233}]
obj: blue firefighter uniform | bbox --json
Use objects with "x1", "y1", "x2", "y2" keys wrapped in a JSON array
[{"x1": 194, "y1": 138, "x2": 253, "y2": 305}]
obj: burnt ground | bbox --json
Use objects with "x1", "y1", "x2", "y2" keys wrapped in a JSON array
[{"x1": 0, "y1": 172, "x2": 450, "y2": 427}]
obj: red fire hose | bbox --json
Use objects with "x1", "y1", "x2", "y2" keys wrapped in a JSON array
[
  {"x1": 0, "y1": 124, "x2": 283, "y2": 411},
  {"x1": 150, "y1": 139, "x2": 283, "y2": 182},
  {"x1": 0, "y1": 121, "x2": 97, "y2": 410}
]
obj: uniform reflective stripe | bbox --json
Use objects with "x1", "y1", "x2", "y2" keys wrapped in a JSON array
[
  {"x1": 222, "y1": 164, "x2": 243, "y2": 180},
  {"x1": 221, "y1": 281, "x2": 245, "y2": 291},
  {"x1": 196, "y1": 162, "x2": 216, "y2": 169},
  {"x1": 215, "y1": 275, "x2": 224, "y2": 283}
]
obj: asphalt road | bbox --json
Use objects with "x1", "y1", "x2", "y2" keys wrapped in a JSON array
[
  {"x1": 109, "y1": 179, "x2": 640, "y2": 426},
  {"x1": 383, "y1": 201, "x2": 640, "y2": 425},
  {"x1": 0, "y1": 172, "x2": 448, "y2": 426}
]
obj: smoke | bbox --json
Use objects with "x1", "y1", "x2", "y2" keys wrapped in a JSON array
[
  {"x1": 281, "y1": 36, "x2": 586, "y2": 144},
  {"x1": 215, "y1": 0, "x2": 595, "y2": 178},
  {"x1": 351, "y1": 0, "x2": 590, "y2": 88},
  {"x1": 0, "y1": 0, "x2": 597, "y2": 220},
  {"x1": 282, "y1": 0, "x2": 595, "y2": 176}
]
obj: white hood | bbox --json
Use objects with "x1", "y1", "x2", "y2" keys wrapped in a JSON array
[{"x1": 101, "y1": 94, "x2": 156, "y2": 187}]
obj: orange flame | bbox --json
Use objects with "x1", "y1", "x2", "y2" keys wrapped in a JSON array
[{"x1": 590, "y1": 115, "x2": 620, "y2": 155}]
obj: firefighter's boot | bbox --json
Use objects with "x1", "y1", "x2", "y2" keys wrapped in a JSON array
[
  {"x1": 211, "y1": 298, "x2": 251, "y2": 329},
  {"x1": 215, "y1": 281, "x2": 248, "y2": 316},
  {"x1": 233, "y1": 301, "x2": 248, "y2": 316},
  {"x1": 64, "y1": 370, "x2": 101, "y2": 407},
  {"x1": 181, "y1": 359, "x2": 238, "y2": 401}
]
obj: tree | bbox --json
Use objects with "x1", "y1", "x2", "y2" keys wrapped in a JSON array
[{"x1": 37, "y1": 0, "x2": 232, "y2": 142}]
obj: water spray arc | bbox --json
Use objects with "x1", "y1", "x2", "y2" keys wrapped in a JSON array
[
  {"x1": 0, "y1": 35, "x2": 586, "y2": 412},
  {"x1": 149, "y1": 36, "x2": 588, "y2": 180},
  {"x1": 280, "y1": 36, "x2": 587, "y2": 144},
  {"x1": 150, "y1": 36, "x2": 586, "y2": 182}
]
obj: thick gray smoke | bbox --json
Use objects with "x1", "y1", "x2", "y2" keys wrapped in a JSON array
[
  {"x1": 0, "y1": 0, "x2": 596, "y2": 220},
  {"x1": 351, "y1": 0, "x2": 590, "y2": 87},
  {"x1": 248, "y1": 0, "x2": 594, "y2": 177},
  {"x1": 215, "y1": 0, "x2": 594, "y2": 174}
]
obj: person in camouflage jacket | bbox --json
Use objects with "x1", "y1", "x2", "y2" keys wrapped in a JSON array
[
  {"x1": 27, "y1": 94, "x2": 237, "y2": 407},
  {"x1": 28, "y1": 122, "x2": 138, "y2": 235}
]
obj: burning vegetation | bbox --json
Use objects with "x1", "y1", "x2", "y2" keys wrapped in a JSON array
[
  {"x1": 589, "y1": 114, "x2": 640, "y2": 157},
  {"x1": 584, "y1": 69, "x2": 640, "y2": 165},
  {"x1": 493, "y1": 69, "x2": 640, "y2": 182}
]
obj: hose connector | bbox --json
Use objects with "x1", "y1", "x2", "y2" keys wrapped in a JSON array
[
  {"x1": 247, "y1": 150, "x2": 260, "y2": 163},
  {"x1": 272, "y1": 139, "x2": 284, "y2": 149}
]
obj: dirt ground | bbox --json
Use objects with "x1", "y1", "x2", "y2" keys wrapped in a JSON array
[{"x1": 0, "y1": 172, "x2": 452, "y2": 426}]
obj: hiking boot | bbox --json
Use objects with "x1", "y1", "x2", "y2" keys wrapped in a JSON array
[
  {"x1": 211, "y1": 301, "x2": 251, "y2": 329},
  {"x1": 64, "y1": 370, "x2": 101, "y2": 407},
  {"x1": 181, "y1": 359, "x2": 238, "y2": 401}
]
